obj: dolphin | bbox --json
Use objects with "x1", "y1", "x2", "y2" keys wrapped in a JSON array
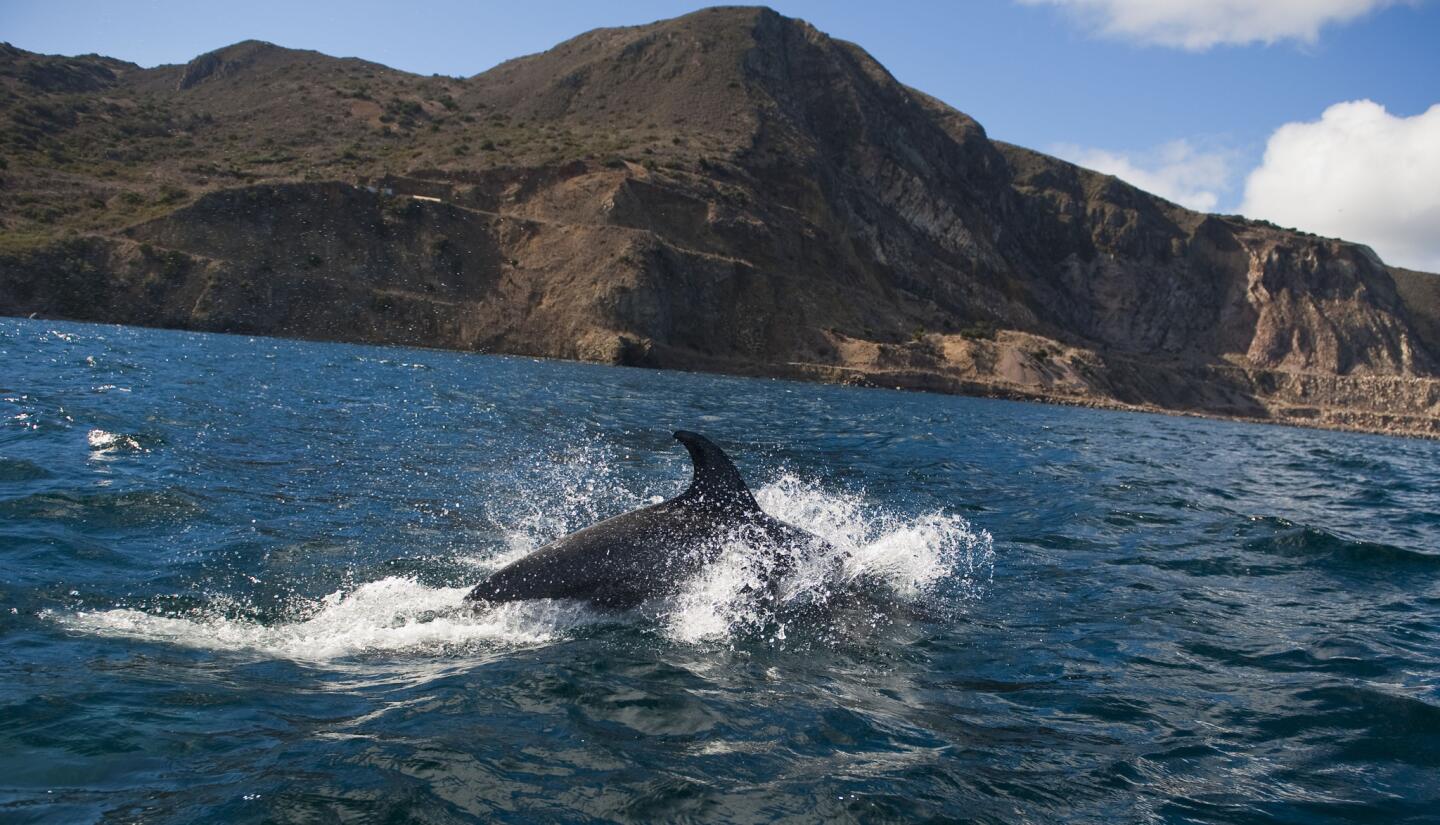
[{"x1": 466, "y1": 431, "x2": 832, "y2": 609}]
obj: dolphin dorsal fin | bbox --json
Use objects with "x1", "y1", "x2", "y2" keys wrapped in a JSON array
[{"x1": 673, "y1": 431, "x2": 759, "y2": 511}]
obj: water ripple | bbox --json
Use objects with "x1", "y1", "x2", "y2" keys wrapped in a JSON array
[{"x1": 2, "y1": 317, "x2": 1438, "y2": 823}]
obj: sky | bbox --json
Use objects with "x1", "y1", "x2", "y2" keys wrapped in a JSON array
[{"x1": 4, "y1": 0, "x2": 1439, "y2": 270}]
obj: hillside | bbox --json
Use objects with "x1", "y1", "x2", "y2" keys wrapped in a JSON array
[{"x1": 2, "y1": 7, "x2": 1439, "y2": 436}]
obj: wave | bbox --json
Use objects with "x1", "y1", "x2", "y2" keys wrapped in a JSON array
[
  {"x1": 0, "y1": 457, "x2": 50, "y2": 482},
  {"x1": 0, "y1": 488, "x2": 203, "y2": 527},
  {"x1": 1245, "y1": 521, "x2": 1440, "y2": 569}
]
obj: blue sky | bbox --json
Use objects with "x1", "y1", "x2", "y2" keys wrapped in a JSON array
[{"x1": 5, "y1": 1, "x2": 1439, "y2": 269}]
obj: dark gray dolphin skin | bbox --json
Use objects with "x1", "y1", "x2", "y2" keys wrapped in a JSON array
[{"x1": 466, "y1": 431, "x2": 829, "y2": 608}]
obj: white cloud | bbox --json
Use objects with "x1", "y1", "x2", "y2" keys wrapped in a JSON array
[
  {"x1": 1019, "y1": 0, "x2": 1400, "y2": 50},
  {"x1": 1241, "y1": 100, "x2": 1440, "y2": 272},
  {"x1": 1051, "y1": 139, "x2": 1233, "y2": 212}
]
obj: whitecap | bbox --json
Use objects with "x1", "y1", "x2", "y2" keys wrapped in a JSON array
[{"x1": 86, "y1": 428, "x2": 143, "y2": 452}]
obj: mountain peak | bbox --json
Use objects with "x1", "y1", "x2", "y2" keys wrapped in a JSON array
[
  {"x1": 4, "y1": 6, "x2": 1438, "y2": 437},
  {"x1": 463, "y1": 4, "x2": 920, "y2": 151},
  {"x1": 177, "y1": 40, "x2": 291, "y2": 90}
]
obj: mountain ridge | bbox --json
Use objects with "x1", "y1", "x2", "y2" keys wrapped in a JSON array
[{"x1": 2, "y1": 6, "x2": 1438, "y2": 437}]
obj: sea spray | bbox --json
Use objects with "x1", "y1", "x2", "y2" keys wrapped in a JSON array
[
  {"x1": 662, "y1": 473, "x2": 994, "y2": 645},
  {"x1": 52, "y1": 471, "x2": 991, "y2": 659}
]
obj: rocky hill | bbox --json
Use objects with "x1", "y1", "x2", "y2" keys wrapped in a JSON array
[{"x1": 2, "y1": 8, "x2": 1438, "y2": 436}]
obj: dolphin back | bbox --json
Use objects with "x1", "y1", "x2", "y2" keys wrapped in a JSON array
[
  {"x1": 673, "y1": 430, "x2": 759, "y2": 512},
  {"x1": 466, "y1": 431, "x2": 825, "y2": 608}
]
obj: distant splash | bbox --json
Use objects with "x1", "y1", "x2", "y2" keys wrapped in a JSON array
[
  {"x1": 86, "y1": 428, "x2": 144, "y2": 453},
  {"x1": 51, "y1": 461, "x2": 993, "y2": 662}
]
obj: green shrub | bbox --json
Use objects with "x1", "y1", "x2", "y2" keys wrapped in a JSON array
[
  {"x1": 958, "y1": 320, "x2": 997, "y2": 341},
  {"x1": 159, "y1": 250, "x2": 187, "y2": 280},
  {"x1": 156, "y1": 184, "x2": 188, "y2": 204}
]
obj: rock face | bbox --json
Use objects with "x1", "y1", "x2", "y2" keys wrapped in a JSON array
[
  {"x1": 176, "y1": 42, "x2": 278, "y2": 90},
  {"x1": 2, "y1": 7, "x2": 1439, "y2": 436}
]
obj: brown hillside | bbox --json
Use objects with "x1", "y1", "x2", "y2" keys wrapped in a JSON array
[{"x1": 2, "y1": 7, "x2": 1438, "y2": 437}]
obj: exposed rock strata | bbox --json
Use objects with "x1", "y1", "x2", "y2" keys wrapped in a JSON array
[{"x1": 1, "y1": 8, "x2": 1437, "y2": 437}]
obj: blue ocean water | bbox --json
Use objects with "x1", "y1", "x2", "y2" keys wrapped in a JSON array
[{"x1": 1, "y1": 316, "x2": 1438, "y2": 824}]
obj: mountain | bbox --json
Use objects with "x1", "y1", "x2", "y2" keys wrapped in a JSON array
[{"x1": 2, "y1": 7, "x2": 1438, "y2": 437}]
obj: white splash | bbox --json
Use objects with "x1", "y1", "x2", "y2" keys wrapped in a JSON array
[
  {"x1": 52, "y1": 577, "x2": 603, "y2": 662},
  {"x1": 54, "y1": 463, "x2": 993, "y2": 659},
  {"x1": 484, "y1": 438, "x2": 653, "y2": 558},
  {"x1": 662, "y1": 473, "x2": 993, "y2": 644},
  {"x1": 86, "y1": 429, "x2": 142, "y2": 452}
]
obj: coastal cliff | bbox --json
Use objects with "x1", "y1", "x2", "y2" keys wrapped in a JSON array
[{"x1": 2, "y1": 8, "x2": 1438, "y2": 436}]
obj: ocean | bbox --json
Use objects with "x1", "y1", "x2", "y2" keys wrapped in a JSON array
[{"x1": 2, "y1": 317, "x2": 1437, "y2": 823}]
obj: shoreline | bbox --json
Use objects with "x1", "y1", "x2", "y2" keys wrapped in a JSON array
[{"x1": 9, "y1": 313, "x2": 1437, "y2": 442}]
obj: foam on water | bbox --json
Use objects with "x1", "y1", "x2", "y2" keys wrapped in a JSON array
[{"x1": 52, "y1": 578, "x2": 604, "y2": 661}]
